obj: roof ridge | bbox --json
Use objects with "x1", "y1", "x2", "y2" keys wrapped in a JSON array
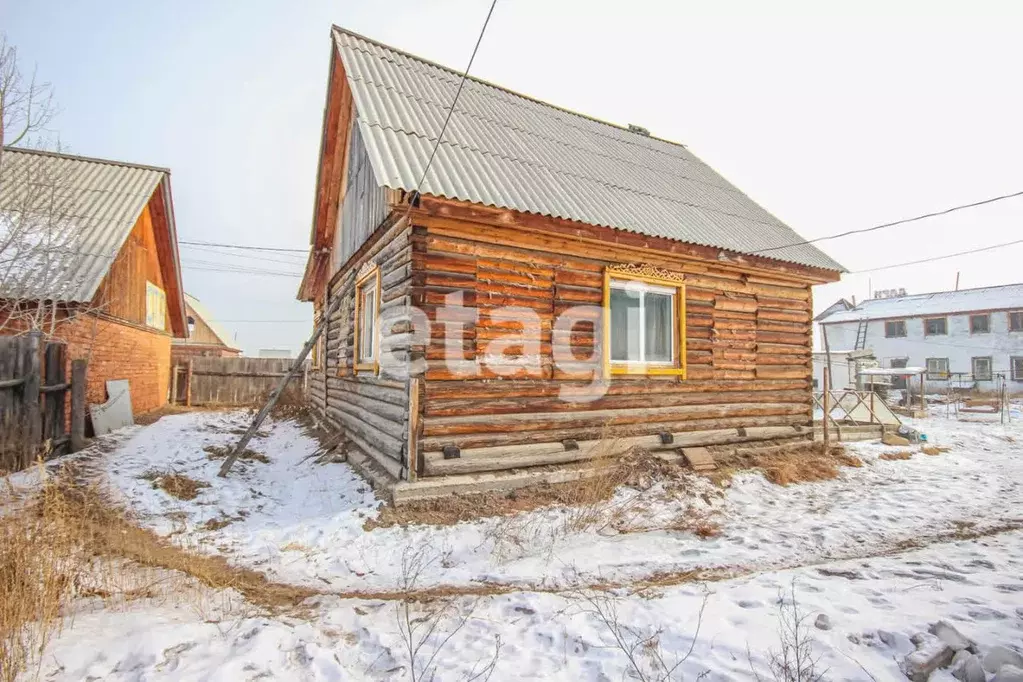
[
  {"x1": 1, "y1": 146, "x2": 171, "y2": 175},
  {"x1": 861, "y1": 281, "x2": 1023, "y2": 306},
  {"x1": 331, "y1": 25, "x2": 691, "y2": 152}
]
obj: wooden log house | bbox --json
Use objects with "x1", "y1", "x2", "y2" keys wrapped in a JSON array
[{"x1": 298, "y1": 27, "x2": 844, "y2": 499}]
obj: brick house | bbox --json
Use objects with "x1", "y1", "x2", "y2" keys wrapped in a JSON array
[
  {"x1": 172, "y1": 293, "x2": 242, "y2": 363},
  {"x1": 0, "y1": 147, "x2": 188, "y2": 415}
]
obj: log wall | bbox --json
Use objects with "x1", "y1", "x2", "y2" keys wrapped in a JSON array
[
  {"x1": 308, "y1": 217, "x2": 414, "y2": 481},
  {"x1": 411, "y1": 215, "x2": 816, "y2": 477}
]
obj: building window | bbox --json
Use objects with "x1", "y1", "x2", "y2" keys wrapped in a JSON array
[
  {"x1": 969, "y1": 314, "x2": 990, "y2": 334},
  {"x1": 972, "y1": 356, "x2": 992, "y2": 381},
  {"x1": 1010, "y1": 312, "x2": 1023, "y2": 332},
  {"x1": 889, "y1": 358, "x2": 909, "y2": 369},
  {"x1": 925, "y1": 357, "x2": 949, "y2": 380},
  {"x1": 145, "y1": 281, "x2": 166, "y2": 330},
  {"x1": 884, "y1": 320, "x2": 907, "y2": 338},
  {"x1": 353, "y1": 266, "x2": 380, "y2": 372},
  {"x1": 924, "y1": 317, "x2": 947, "y2": 336},
  {"x1": 1012, "y1": 357, "x2": 1023, "y2": 381},
  {"x1": 604, "y1": 269, "x2": 685, "y2": 376}
]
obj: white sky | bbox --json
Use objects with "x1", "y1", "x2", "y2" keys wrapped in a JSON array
[{"x1": 3, "y1": 0, "x2": 1022, "y2": 354}]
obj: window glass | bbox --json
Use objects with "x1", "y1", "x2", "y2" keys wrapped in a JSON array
[
  {"x1": 610, "y1": 287, "x2": 640, "y2": 362},
  {"x1": 885, "y1": 320, "x2": 906, "y2": 338},
  {"x1": 926, "y1": 357, "x2": 949, "y2": 379},
  {"x1": 972, "y1": 356, "x2": 992, "y2": 381},
  {"x1": 970, "y1": 315, "x2": 990, "y2": 334},
  {"x1": 359, "y1": 286, "x2": 376, "y2": 363},
  {"x1": 644, "y1": 291, "x2": 674, "y2": 363},
  {"x1": 924, "y1": 318, "x2": 947, "y2": 336},
  {"x1": 1010, "y1": 312, "x2": 1023, "y2": 332},
  {"x1": 1012, "y1": 357, "x2": 1023, "y2": 381}
]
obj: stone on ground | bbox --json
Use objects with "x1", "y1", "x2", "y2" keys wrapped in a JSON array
[
  {"x1": 882, "y1": 432, "x2": 912, "y2": 446},
  {"x1": 900, "y1": 633, "x2": 955, "y2": 682},
  {"x1": 985, "y1": 646, "x2": 1023, "y2": 673},
  {"x1": 814, "y1": 614, "x2": 831, "y2": 631},
  {"x1": 993, "y1": 664, "x2": 1023, "y2": 682},
  {"x1": 929, "y1": 620, "x2": 976, "y2": 652},
  {"x1": 951, "y1": 653, "x2": 986, "y2": 682}
]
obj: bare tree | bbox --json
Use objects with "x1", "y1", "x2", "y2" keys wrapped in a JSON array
[
  {"x1": 0, "y1": 33, "x2": 101, "y2": 338},
  {"x1": 0, "y1": 33, "x2": 56, "y2": 154}
]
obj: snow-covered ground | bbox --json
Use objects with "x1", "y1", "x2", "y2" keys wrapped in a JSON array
[{"x1": 11, "y1": 407, "x2": 1023, "y2": 680}]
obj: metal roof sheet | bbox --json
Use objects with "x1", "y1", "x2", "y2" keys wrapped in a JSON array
[
  {"x1": 0, "y1": 147, "x2": 166, "y2": 302},
  {"x1": 820, "y1": 283, "x2": 1023, "y2": 323},
  {"x1": 332, "y1": 27, "x2": 844, "y2": 272}
]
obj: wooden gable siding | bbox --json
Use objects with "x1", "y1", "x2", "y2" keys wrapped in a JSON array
[
  {"x1": 183, "y1": 303, "x2": 223, "y2": 346},
  {"x1": 409, "y1": 212, "x2": 815, "y2": 477},
  {"x1": 333, "y1": 121, "x2": 388, "y2": 269},
  {"x1": 91, "y1": 202, "x2": 169, "y2": 331},
  {"x1": 308, "y1": 217, "x2": 413, "y2": 481}
]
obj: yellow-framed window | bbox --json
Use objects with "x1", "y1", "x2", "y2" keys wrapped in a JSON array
[
  {"x1": 353, "y1": 266, "x2": 381, "y2": 374},
  {"x1": 602, "y1": 269, "x2": 686, "y2": 377},
  {"x1": 311, "y1": 308, "x2": 323, "y2": 370}
]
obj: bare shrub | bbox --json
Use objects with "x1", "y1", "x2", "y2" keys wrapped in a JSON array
[
  {"x1": 393, "y1": 545, "x2": 501, "y2": 681},
  {"x1": 715, "y1": 443, "x2": 861, "y2": 487},
  {"x1": 749, "y1": 579, "x2": 828, "y2": 682},
  {"x1": 575, "y1": 588, "x2": 708, "y2": 682}
]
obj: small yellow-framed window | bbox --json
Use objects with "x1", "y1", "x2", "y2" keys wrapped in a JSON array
[
  {"x1": 602, "y1": 269, "x2": 686, "y2": 377},
  {"x1": 353, "y1": 266, "x2": 381, "y2": 374}
]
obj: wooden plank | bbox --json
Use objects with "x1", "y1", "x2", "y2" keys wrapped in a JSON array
[{"x1": 70, "y1": 360, "x2": 87, "y2": 453}]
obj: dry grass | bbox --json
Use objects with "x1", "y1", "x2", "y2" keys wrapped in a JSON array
[
  {"x1": 921, "y1": 445, "x2": 949, "y2": 456},
  {"x1": 0, "y1": 468, "x2": 318, "y2": 682},
  {"x1": 203, "y1": 444, "x2": 270, "y2": 464},
  {"x1": 879, "y1": 451, "x2": 913, "y2": 461},
  {"x1": 153, "y1": 473, "x2": 209, "y2": 501},
  {"x1": 714, "y1": 443, "x2": 862, "y2": 487}
]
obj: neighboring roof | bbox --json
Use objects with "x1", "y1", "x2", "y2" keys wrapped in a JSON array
[
  {"x1": 331, "y1": 27, "x2": 844, "y2": 273},
  {"x1": 0, "y1": 147, "x2": 169, "y2": 302},
  {"x1": 814, "y1": 298, "x2": 853, "y2": 322},
  {"x1": 178, "y1": 293, "x2": 238, "y2": 350},
  {"x1": 819, "y1": 283, "x2": 1023, "y2": 324}
]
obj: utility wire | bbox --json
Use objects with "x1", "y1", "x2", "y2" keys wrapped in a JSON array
[
  {"x1": 179, "y1": 239, "x2": 308, "y2": 253},
  {"x1": 410, "y1": 0, "x2": 498, "y2": 201},
  {"x1": 850, "y1": 237, "x2": 1023, "y2": 273},
  {"x1": 180, "y1": 243, "x2": 306, "y2": 265},
  {"x1": 754, "y1": 190, "x2": 1023, "y2": 255}
]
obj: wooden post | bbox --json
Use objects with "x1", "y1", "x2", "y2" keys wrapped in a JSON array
[
  {"x1": 820, "y1": 322, "x2": 833, "y2": 390},
  {"x1": 821, "y1": 367, "x2": 830, "y2": 453},
  {"x1": 170, "y1": 364, "x2": 179, "y2": 406},
  {"x1": 869, "y1": 391, "x2": 875, "y2": 424},
  {"x1": 24, "y1": 333, "x2": 42, "y2": 467},
  {"x1": 70, "y1": 359, "x2": 87, "y2": 453},
  {"x1": 920, "y1": 372, "x2": 925, "y2": 412},
  {"x1": 185, "y1": 359, "x2": 194, "y2": 407}
]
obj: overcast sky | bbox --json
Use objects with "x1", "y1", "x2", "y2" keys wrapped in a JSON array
[{"x1": 3, "y1": 0, "x2": 1022, "y2": 354}]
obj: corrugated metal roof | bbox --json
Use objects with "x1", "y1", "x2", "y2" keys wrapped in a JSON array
[
  {"x1": 332, "y1": 27, "x2": 844, "y2": 272},
  {"x1": 0, "y1": 147, "x2": 167, "y2": 302},
  {"x1": 820, "y1": 283, "x2": 1023, "y2": 323}
]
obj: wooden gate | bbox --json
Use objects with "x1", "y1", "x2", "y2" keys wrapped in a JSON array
[{"x1": 0, "y1": 333, "x2": 87, "y2": 473}]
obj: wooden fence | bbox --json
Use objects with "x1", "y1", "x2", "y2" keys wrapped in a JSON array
[
  {"x1": 0, "y1": 333, "x2": 87, "y2": 473},
  {"x1": 172, "y1": 356, "x2": 307, "y2": 407}
]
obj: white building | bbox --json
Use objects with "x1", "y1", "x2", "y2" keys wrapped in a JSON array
[{"x1": 816, "y1": 283, "x2": 1023, "y2": 392}]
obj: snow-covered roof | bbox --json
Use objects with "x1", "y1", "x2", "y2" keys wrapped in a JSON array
[{"x1": 819, "y1": 283, "x2": 1023, "y2": 324}]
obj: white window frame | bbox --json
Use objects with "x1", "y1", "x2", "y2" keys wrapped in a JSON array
[
  {"x1": 1009, "y1": 312, "x2": 1023, "y2": 332},
  {"x1": 972, "y1": 356, "x2": 993, "y2": 381},
  {"x1": 1011, "y1": 356, "x2": 1023, "y2": 381},
  {"x1": 608, "y1": 279, "x2": 677, "y2": 367},
  {"x1": 925, "y1": 357, "x2": 949, "y2": 380}
]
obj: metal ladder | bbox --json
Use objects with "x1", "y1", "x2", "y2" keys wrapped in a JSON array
[{"x1": 854, "y1": 320, "x2": 868, "y2": 350}]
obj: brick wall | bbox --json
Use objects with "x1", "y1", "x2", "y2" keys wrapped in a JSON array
[{"x1": 52, "y1": 314, "x2": 171, "y2": 415}]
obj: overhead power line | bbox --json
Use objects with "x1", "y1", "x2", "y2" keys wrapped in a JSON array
[
  {"x1": 754, "y1": 189, "x2": 1023, "y2": 255},
  {"x1": 411, "y1": 0, "x2": 498, "y2": 198},
  {"x1": 180, "y1": 243, "x2": 307, "y2": 265},
  {"x1": 851, "y1": 237, "x2": 1023, "y2": 273},
  {"x1": 179, "y1": 239, "x2": 308, "y2": 254}
]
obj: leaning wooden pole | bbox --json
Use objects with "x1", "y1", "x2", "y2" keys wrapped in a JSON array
[
  {"x1": 821, "y1": 367, "x2": 831, "y2": 454},
  {"x1": 218, "y1": 291, "x2": 345, "y2": 478}
]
